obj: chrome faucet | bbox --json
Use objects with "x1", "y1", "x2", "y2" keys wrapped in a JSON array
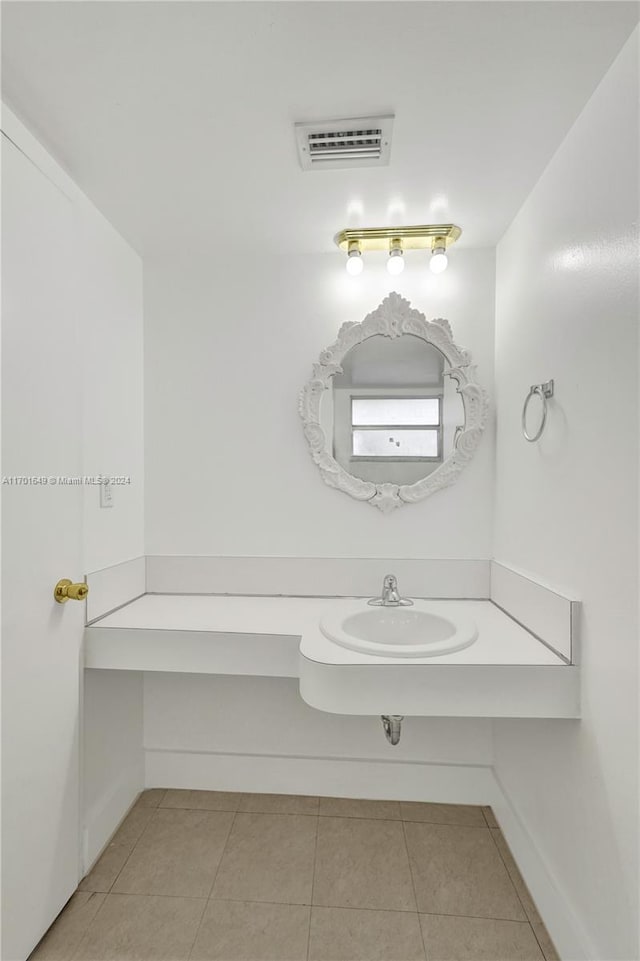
[{"x1": 368, "y1": 574, "x2": 414, "y2": 607}]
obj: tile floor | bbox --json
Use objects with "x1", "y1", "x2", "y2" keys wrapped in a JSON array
[{"x1": 29, "y1": 790, "x2": 560, "y2": 961}]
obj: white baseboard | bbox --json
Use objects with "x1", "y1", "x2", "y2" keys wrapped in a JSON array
[
  {"x1": 145, "y1": 748, "x2": 496, "y2": 803},
  {"x1": 82, "y1": 758, "x2": 143, "y2": 872},
  {"x1": 488, "y1": 771, "x2": 595, "y2": 961}
]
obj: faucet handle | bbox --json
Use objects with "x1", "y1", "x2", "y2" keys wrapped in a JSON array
[{"x1": 367, "y1": 573, "x2": 413, "y2": 607}]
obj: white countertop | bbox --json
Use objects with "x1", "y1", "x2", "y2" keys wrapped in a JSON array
[
  {"x1": 84, "y1": 593, "x2": 578, "y2": 718},
  {"x1": 92, "y1": 593, "x2": 325, "y2": 637},
  {"x1": 89, "y1": 593, "x2": 565, "y2": 666}
]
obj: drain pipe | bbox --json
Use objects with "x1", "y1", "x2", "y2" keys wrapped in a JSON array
[{"x1": 381, "y1": 715, "x2": 404, "y2": 746}]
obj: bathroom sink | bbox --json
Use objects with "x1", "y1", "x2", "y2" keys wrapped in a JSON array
[{"x1": 319, "y1": 600, "x2": 478, "y2": 658}]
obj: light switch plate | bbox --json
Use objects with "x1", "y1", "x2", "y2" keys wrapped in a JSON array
[{"x1": 100, "y1": 479, "x2": 113, "y2": 509}]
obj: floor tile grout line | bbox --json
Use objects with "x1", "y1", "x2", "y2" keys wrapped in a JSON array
[
  {"x1": 161, "y1": 790, "x2": 322, "y2": 815},
  {"x1": 206, "y1": 811, "x2": 238, "y2": 899},
  {"x1": 417, "y1": 910, "x2": 544, "y2": 923},
  {"x1": 97, "y1": 890, "x2": 540, "y2": 924},
  {"x1": 151, "y1": 805, "x2": 495, "y2": 830},
  {"x1": 401, "y1": 820, "x2": 428, "y2": 961},
  {"x1": 529, "y1": 920, "x2": 556, "y2": 961},
  {"x1": 78, "y1": 789, "x2": 166, "y2": 896},
  {"x1": 78, "y1": 892, "x2": 536, "y2": 915},
  {"x1": 94, "y1": 892, "x2": 210, "y2": 901},
  {"x1": 185, "y1": 897, "x2": 211, "y2": 961},
  {"x1": 401, "y1": 820, "x2": 488, "y2": 828},
  {"x1": 487, "y1": 825, "x2": 539, "y2": 925},
  {"x1": 204, "y1": 897, "x2": 421, "y2": 914},
  {"x1": 83, "y1": 891, "x2": 551, "y2": 924},
  {"x1": 105, "y1": 802, "x2": 164, "y2": 894},
  {"x1": 484, "y1": 827, "x2": 554, "y2": 951},
  {"x1": 81, "y1": 803, "x2": 159, "y2": 897},
  {"x1": 306, "y1": 815, "x2": 320, "y2": 961},
  {"x1": 187, "y1": 811, "x2": 238, "y2": 960},
  {"x1": 154, "y1": 798, "x2": 488, "y2": 827},
  {"x1": 101, "y1": 807, "x2": 493, "y2": 834},
  {"x1": 481, "y1": 806, "x2": 494, "y2": 828},
  {"x1": 161, "y1": 803, "x2": 323, "y2": 817},
  {"x1": 157, "y1": 808, "x2": 488, "y2": 827},
  {"x1": 527, "y1": 922, "x2": 549, "y2": 961},
  {"x1": 144, "y1": 789, "x2": 168, "y2": 807},
  {"x1": 238, "y1": 800, "x2": 322, "y2": 816},
  {"x1": 63, "y1": 891, "x2": 550, "y2": 924},
  {"x1": 72, "y1": 892, "x2": 552, "y2": 924},
  {"x1": 159, "y1": 806, "x2": 241, "y2": 815},
  {"x1": 55, "y1": 891, "x2": 109, "y2": 961}
]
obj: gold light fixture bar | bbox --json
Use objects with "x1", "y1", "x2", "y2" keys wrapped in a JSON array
[{"x1": 335, "y1": 223, "x2": 462, "y2": 252}]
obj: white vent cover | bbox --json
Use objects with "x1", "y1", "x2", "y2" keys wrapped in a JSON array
[{"x1": 295, "y1": 115, "x2": 394, "y2": 170}]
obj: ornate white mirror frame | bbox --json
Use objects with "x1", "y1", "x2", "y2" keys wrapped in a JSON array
[{"x1": 299, "y1": 292, "x2": 489, "y2": 512}]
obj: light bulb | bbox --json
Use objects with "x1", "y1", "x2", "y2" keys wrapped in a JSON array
[
  {"x1": 346, "y1": 251, "x2": 363, "y2": 276},
  {"x1": 387, "y1": 250, "x2": 405, "y2": 275},
  {"x1": 430, "y1": 246, "x2": 448, "y2": 274}
]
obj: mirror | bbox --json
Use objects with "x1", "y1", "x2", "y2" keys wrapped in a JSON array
[
  {"x1": 299, "y1": 293, "x2": 488, "y2": 512},
  {"x1": 329, "y1": 336, "x2": 464, "y2": 487}
]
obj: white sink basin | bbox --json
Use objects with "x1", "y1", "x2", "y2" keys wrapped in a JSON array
[{"x1": 319, "y1": 600, "x2": 478, "y2": 658}]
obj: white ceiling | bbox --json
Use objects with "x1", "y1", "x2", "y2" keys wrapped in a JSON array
[{"x1": 2, "y1": 2, "x2": 638, "y2": 256}]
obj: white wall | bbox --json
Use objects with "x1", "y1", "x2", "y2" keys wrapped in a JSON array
[
  {"x1": 144, "y1": 247, "x2": 495, "y2": 558},
  {"x1": 493, "y1": 31, "x2": 639, "y2": 961},
  {"x1": 78, "y1": 202, "x2": 144, "y2": 574},
  {"x1": 68, "y1": 155, "x2": 146, "y2": 869},
  {"x1": 144, "y1": 675, "x2": 493, "y2": 765},
  {"x1": 76, "y1": 178, "x2": 146, "y2": 866},
  {"x1": 143, "y1": 673, "x2": 493, "y2": 792},
  {"x1": 142, "y1": 246, "x2": 496, "y2": 796},
  {"x1": 82, "y1": 670, "x2": 143, "y2": 867},
  {"x1": 1, "y1": 106, "x2": 145, "y2": 574}
]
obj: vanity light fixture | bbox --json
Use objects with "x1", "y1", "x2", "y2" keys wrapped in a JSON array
[
  {"x1": 345, "y1": 240, "x2": 364, "y2": 276},
  {"x1": 386, "y1": 238, "x2": 405, "y2": 275},
  {"x1": 429, "y1": 237, "x2": 449, "y2": 274},
  {"x1": 335, "y1": 224, "x2": 461, "y2": 275},
  {"x1": 430, "y1": 237, "x2": 449, "y2": 274}
]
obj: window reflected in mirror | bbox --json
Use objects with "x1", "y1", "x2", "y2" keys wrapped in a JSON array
[{"x1": 327, "y1": 334, "x2": 464, "y2": 486}]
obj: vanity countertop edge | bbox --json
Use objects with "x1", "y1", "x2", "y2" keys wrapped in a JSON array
[{"x1": 83, "y1": 594, "x2": 579, "y2": 719}]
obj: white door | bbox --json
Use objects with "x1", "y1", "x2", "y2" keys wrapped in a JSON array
[{"x1": 2, "y1": 134, "x2": 85, "y2": 960}]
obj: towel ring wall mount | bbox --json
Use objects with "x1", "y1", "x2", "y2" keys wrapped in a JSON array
[{"x1": 522, "y1": 380, "x2": 554, "y2": 442}]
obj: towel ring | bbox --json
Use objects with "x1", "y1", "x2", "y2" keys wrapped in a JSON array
[{"x1": 522, "y1": 380, "x2": 554, "y2": 442}]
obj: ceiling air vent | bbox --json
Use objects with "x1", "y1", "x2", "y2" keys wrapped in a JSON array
[{"x1": 295, "y1": 116, "x2": 394, "y2": 171}]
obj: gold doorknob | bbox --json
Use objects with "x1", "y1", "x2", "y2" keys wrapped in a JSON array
[{"x1": 54, "y1": 579, "x2": 89, "y2": 603}]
